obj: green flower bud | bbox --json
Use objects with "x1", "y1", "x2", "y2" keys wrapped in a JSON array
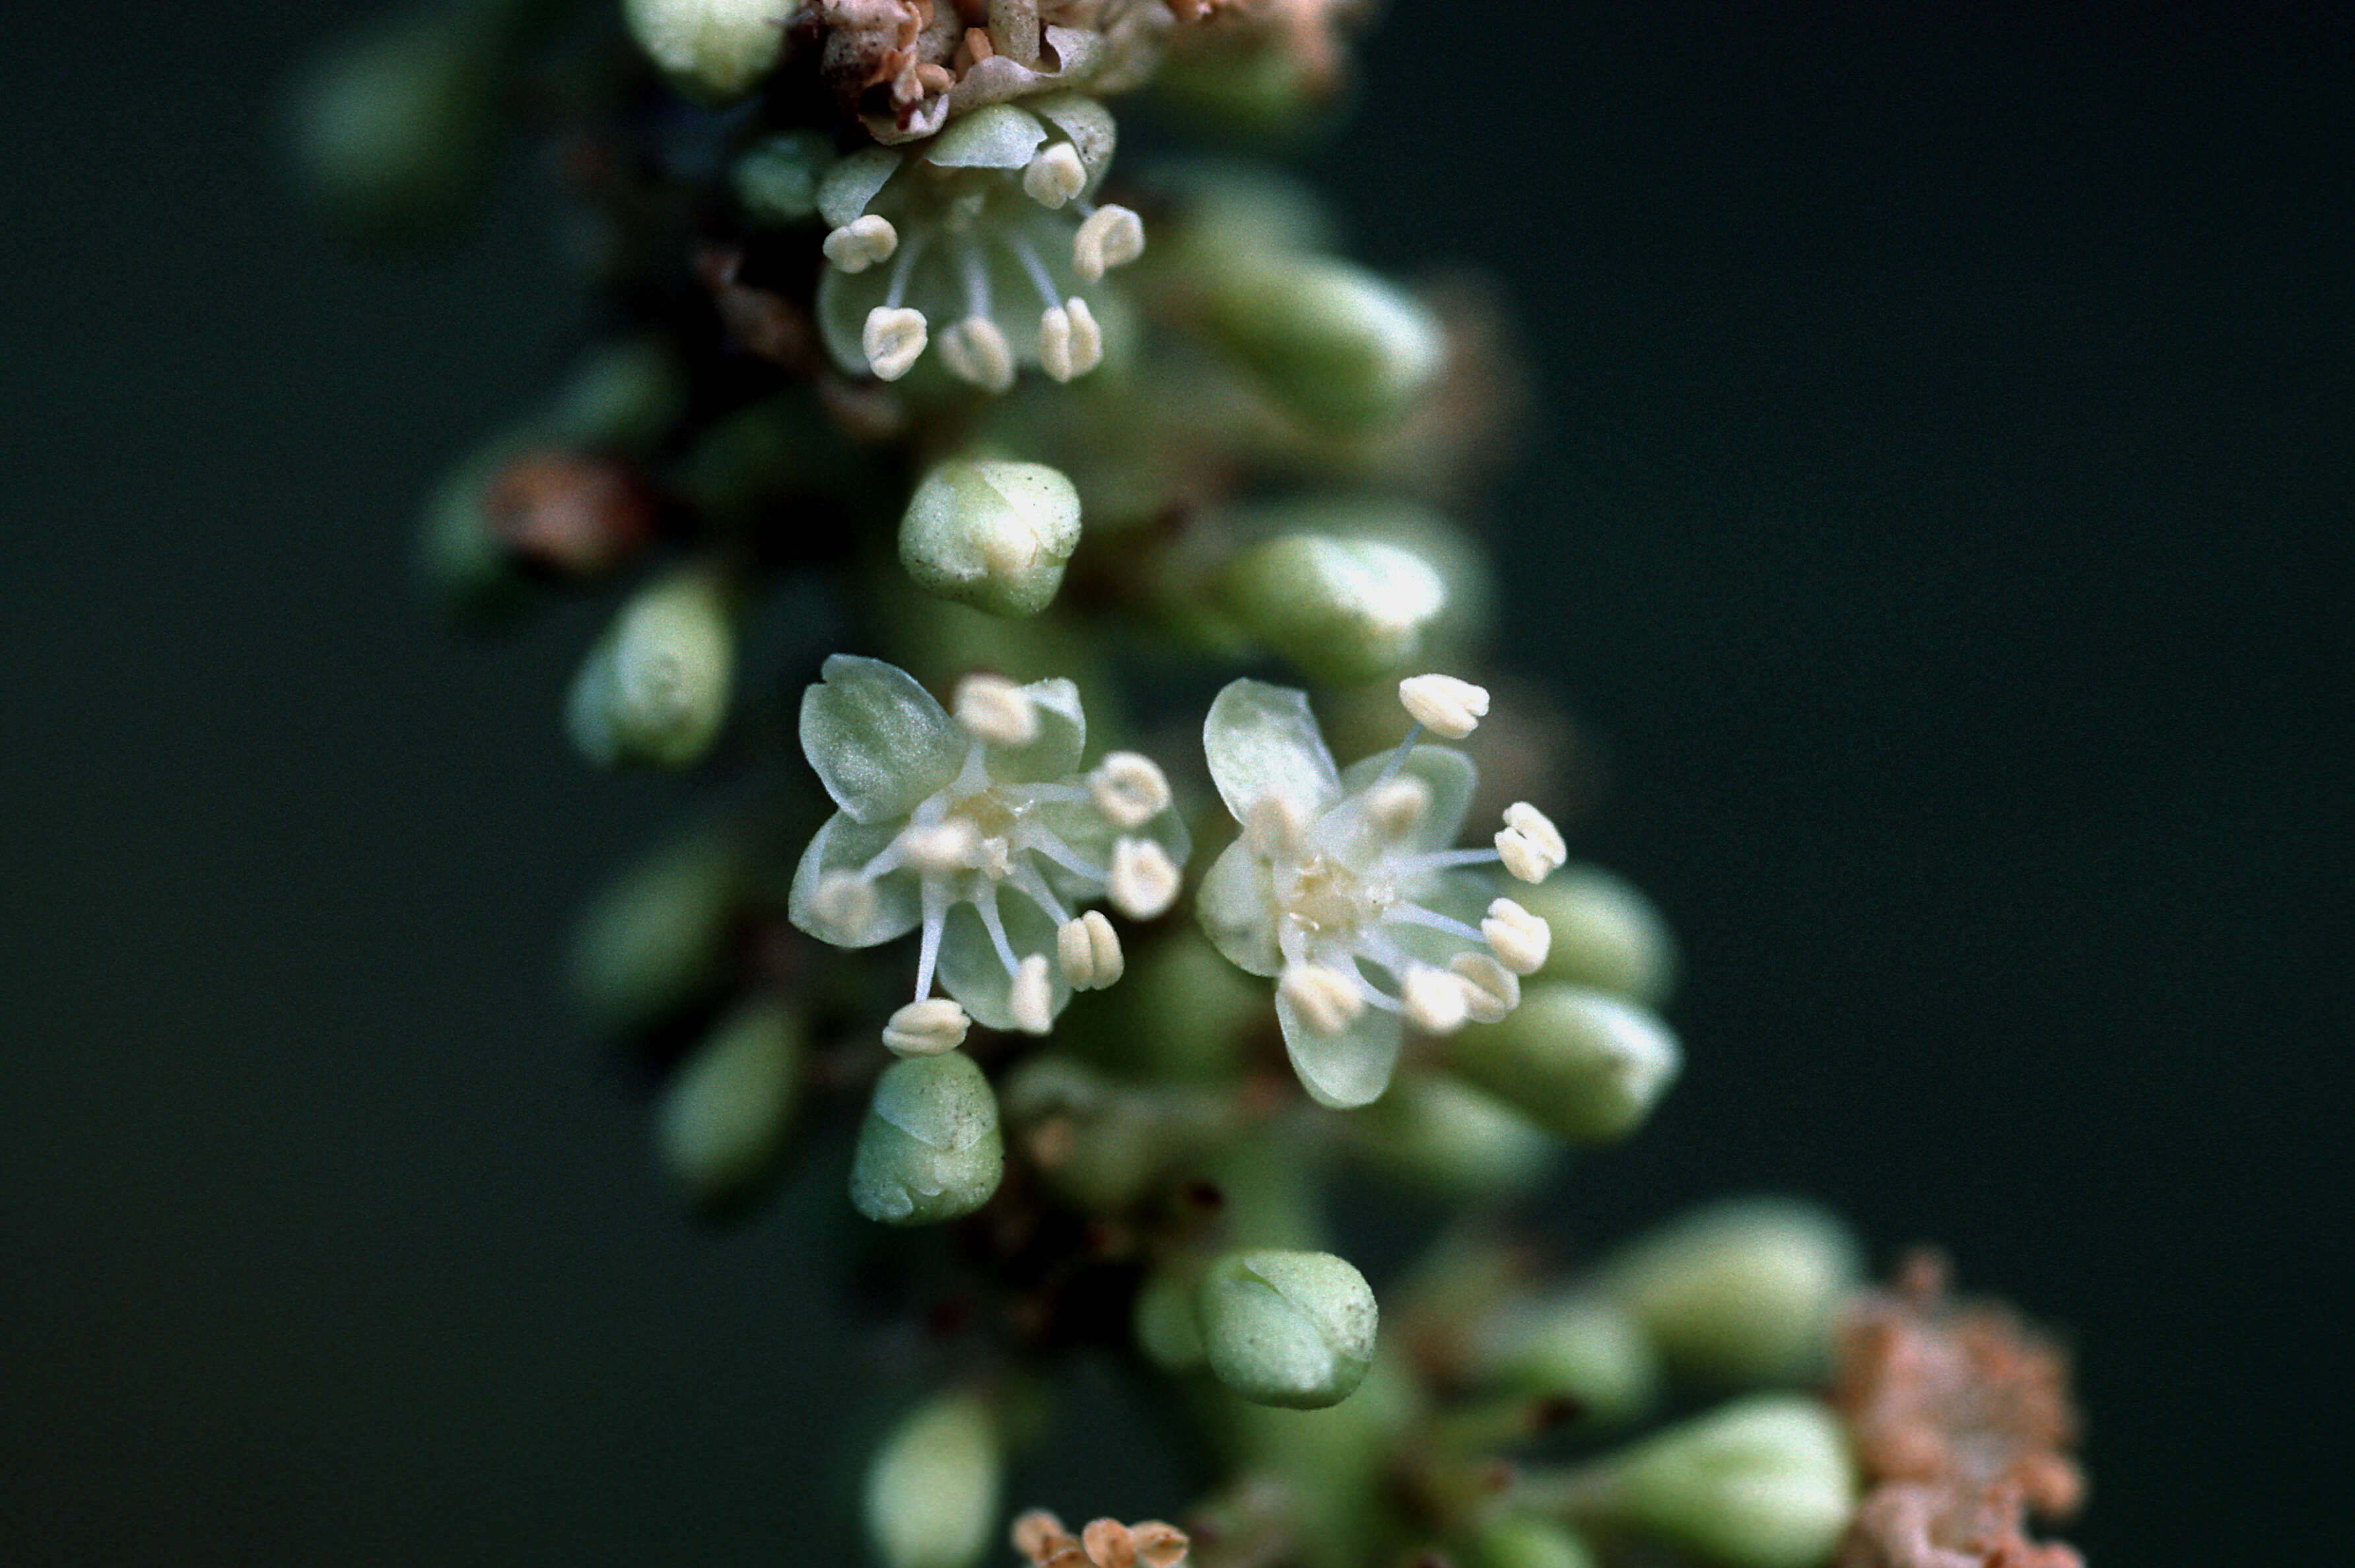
[
  {"x1": 1203, "y1": 256, "x2": 1444, "y2": 434},
  {"x1": 1477, "y1": 1294, "x2": 1660, "y2": 1431},
  {"x1": 900, "y1": 460, "x2": 1083, "y2": 619},
  {"x1": 1598, "y1": 1200, "x2": 1862, "y2": 1386},
  {"x1": 864, "y1": 1389, "x2": 1005, "y2": 1568},
  {"x1": 1351, "y1": 1073, "x2": 1557, "y2": 1200},
  {"x1": 654, "y1": 1001, "x2": 801, "y2": 1208},
  {"x1": 1466, "y1": 1517, "x2": 1599, "y2": 1568},
  {"x1": 1132, "y1": 1267, "x2": 1207, "y2": 1372},
  {"x1": 623, "y1": 0, "x2": 794, "y2": 102},
  {"x1": 1198, "y1": 1249, "x2": 1379, "y2": 1410},
  {"x1": 732, "y1": 130, "x2": 835, "y2": 226},
  {"x1": 1522, "y1": 866, "x2": 1679, "y2": 1007},
  {"x1": 1217, "y1": 533, "x2": 1447, "y2": 685},
  {"x1": 1443, "y1": 985, "x2": 1681, "y2": 1145},
  {"x1": 849, "y1": 1052, "x2": 1005, "y2": 1225},
  {"x1": 1585, "y1": 1396, "x2": 1855, "y2": 1568},
  {"x1": 542, "y1": 338, "x2": 687, "y2": 458},
  {"x1": 287, "y1": 14, "x2": 495, "y2": 236},
  {"x1": 417, "y1": 434, "x2": 531, "y2": 618},
  {"x1": 1001, "y1": 1056, "x2": 1173, "y2": 1213},
  {"x1": 566, "y1": 570, "x2": 736, "y2": 770},
  {"x1": 568, "y1": 823, "x2": 741, "y2": 1035}
]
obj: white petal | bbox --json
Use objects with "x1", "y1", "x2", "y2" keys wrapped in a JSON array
[
  {"x1": 1194, "y1": 837, "x2": 1281, "y2": 977},
  {"x1": 1276, "y1": 988, "x2": 1404, "y2": 1109},
  {"x1": 982, "y1": 675, "x2": 1085, "y2": 783},
  {"x1": 1336, "y1": 743, "x2": 1477, "y2": 854},
  {"x1": 1203, "y1": 679, "x2": 1343, "y2": 830},
  {"x1": 787, "y1": 811, "x2": 924, "y2": 947},
  {"x1": 798, "y1": 655, "x2": 965, "y2": 823},
  {"x1": 935, "y1": 898, "x2": 1070, "y2": 1033}
]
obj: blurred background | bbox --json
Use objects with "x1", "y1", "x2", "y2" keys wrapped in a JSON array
[{"x1": 3, "y1": 0, "x2": 2342, "y2": 1561}]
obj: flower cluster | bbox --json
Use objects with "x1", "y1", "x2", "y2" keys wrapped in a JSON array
[
  {"x1": 790, "y1": 656, "x2": 1188, "y2": 1048},
  {"x1": 1196, "y1": 673, "x2": 1565, "y2": 1107},
  {"x1": 815, "y1": 94, "x2": 1144, "y2": 388}
]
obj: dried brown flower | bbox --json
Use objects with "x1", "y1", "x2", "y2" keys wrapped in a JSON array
[
  {"x1": 1833, "y1": 1252, "x2": 2086, "y2": 1568},
  {"x1": 484, "y1": 452, "x2": 656, "y2": 578},
  {"x1": 1014, "y1": 1509, "x2": 1190, "y2": 1568}
]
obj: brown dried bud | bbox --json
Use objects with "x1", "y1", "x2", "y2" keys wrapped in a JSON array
[{"x1": 483, "y1": 451, "x2": 655, "y2": 578}]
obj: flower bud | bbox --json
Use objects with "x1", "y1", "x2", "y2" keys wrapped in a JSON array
[
  {"x1": 1198, "y1": 1249, "x2": 1378, "y2": 1410},
  {"x1": 654, "y1": 1001, "x2": 801, "y2": 1208},
  {"x1": 1217, "y1": 533, "x2": 1447, "y2": 686},
  {"x1": 732, "y1": 130, "x2": 835, "y2": 226},
  {"x1": 566, "y1": 570, "x2": 736, "y2": 770},
  {"x1": 623, "y1": 0, "x2": 794, "y2": 102},
  {"x1": 1202, "y1": 256, "x2": 1444, "y2": 434},
  {"x1": 849, "y1": 1052, "x2": 1005, "y2": 1225},
  {"x1": 1465, "y1": 1517, "x2": 1598, "y2": 1568},
  {"x1": 1521, "y1": 865, "x2": 1679, "y2": 1007},
  {"x1": 1598, "y1": 1200, "x2": 1862, "y2": 1386},
  {"x1": 287, "y1": 14, "x2": 495, "y2": 236},
  {"x1": 567, "y1": 824, "x2": 740, "y2": 1035},
  {"x1": 900, "y1": 460, "x2": 1084, "y2": 619},
  {"x1": 1351, "y1": 1073, "x2": 1555, "y2": 1200},
  {"x1": 1443, "y1": 985, "x2": 1681, "y2": 1145},
  {"x1": 1476, "y1": 1294, "x2": 1659, "y2": 1431},
  {"x1": 864, "y1": 1389, "x2": 1005, "y2": 1568},
  {"x1": 1132, "y1": 1267, "x2": 1207, "y2": 1372},
  {"x1": 1592, "y1": 1396, "x2": 1855, "y2": 1568},
  {"x1": 542, "y1": 338, "x2": 688, "y2": 457}
]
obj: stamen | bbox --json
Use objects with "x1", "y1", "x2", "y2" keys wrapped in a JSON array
[
  {"x1": 821, "y1": 213, "x2": 898, "y2": 273},
  {"x1": 954, "y1": 673, "x2": 1038, "y2": 745},
  {"x1": 1011, "y1": 233, "x2": 1062, "y2": 308},
  {"x1": 1495, "y1": 830, "x2": 1553, "y2": 883},
  {"x1": 1107, "y1": 837, "x2": 1180, "y2": 919},
  {"x1": 1503, "y1": 801, "x2": 1567, "y2": 864},
  {"x1": 899, "y1": 819, "x2": 982, "y2": 873},
  {"x1": 1399, "y1": 673, "x2": 1490, "y2": 739},
  {"x1": 862, "y1": 306, "x2": 928, "y2": 381},
  {"x1": 1039, "y1": 300, "x2": 1102, "y2": 382},
  {"x1": 1009, "y1": 862, "x2": 1072, "y2": 928},
  {"x1": 1401, "y1": 964, "x2": 1472, "y2": 1034},
  {"x1": 962, "y1": 240, "x2": 993, "y2": 318},
  {"x1": 1384, "y1": 904, "x2": 1484, "y2": 943},
  {"x1": 1087, "y1": 752, "x2": 1171, "y2": 828},
  {"x1": 1023, "y1": 141, "x2": 1087, "y2": 209},
  {"x1": 1280, "y1": 963, "x2": 1363, "y2": 1035},
  {"x1": 1072, "y1": 204, "x2": 1144, "y2": 283},
  {"x1": 1057, "y1": 910, "x2": 1124, "y2": 990},
  {"x1": 811, "y1": 872, "x2": 877, "y2": 940},
  {"x1": 883, "y1": 228, "x2": 928, "y2": 309},
  {"x1": 1450, "y1": 952, "x2": 1520, "y2": 1023},
  {"x1": 1482, "y1": 897, "x2": 1551, "y2": 974},
  {"x1": 1396, "y1": 846, "x2": 1505, "y2": 877},
  {"x1": 914, "y1": 878, "x2": 949, "y2": 999},
  {"x1": 1017, "y1": 828, "x2": 1107, "y2": 886},
  {"x1": 1009, "y1": 953, "x2": 1054, "y2": 1035},
  {"x1": 976, "y1": 885, "x2": 1024, "y2": 975},
  {"x1": 939, "y1": 316, "x2": 1015, "y2": 392},
  {"x1": 883, "y1": 997, "x2": 971, "y2": 1056},
  {"x1": 1363, "y1": 775, "x2": 1431, "y2": 836}
]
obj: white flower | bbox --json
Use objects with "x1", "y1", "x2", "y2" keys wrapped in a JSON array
[
  {"x1": 1195, "y1": 674, "x2": 1560, "y2": 1108},
  {"x1": 790, "y1": 656, "x2": 1189, "y2": 1046}
]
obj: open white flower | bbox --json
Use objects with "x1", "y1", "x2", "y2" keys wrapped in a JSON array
[
  {"x1": 1196, "y1": 674, "x2": 1561, "y2": 1108},
  {"x1": 790, "y1": 656, "x2": 1189, "y2": 1046}
]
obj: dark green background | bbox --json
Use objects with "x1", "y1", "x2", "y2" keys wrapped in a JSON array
[{"x1": 4, "y1": 1, "x2": 2342, "y2": 1561}]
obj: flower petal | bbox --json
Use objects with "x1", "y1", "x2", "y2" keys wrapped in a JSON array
[
  {"x1": 1196, "y1": 837, "x2": 1281, "y2": 977},
  {"x1": 982, "y1": 676, "x2": 1085, "y2": 784},
  {"x1": 787, "y1": 811, "x2": 924, "y2": 947},
  {"x1": 1277, "y1": 988, "x2": 1404, "y2": 1108},
  {"x1": 1203, "y1": 679, "x2": 1342, "y2": 827},
  {"x1": 800, "y1": 655, "x2": 966, "y2": 824},
  {"x1": 1337, "y1": 743, "x2": 1476, "y2": 853},
  {"x1": 937, "y1": 895, "x2": 1072, "y2": 1031}
]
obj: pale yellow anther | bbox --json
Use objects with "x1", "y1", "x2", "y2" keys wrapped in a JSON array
[
  {"x1": 899, "y1": 818, "x2": 982, "y2": 873},
  {"x1": 1363, "y1": 775, "x2": 1431, "y2": 836},
  {"x1": 1088, "y1": 751, "x2": 1171, "y2": 829},
  {"x1": 1243, "y1": 794, "x2": 1307, "y2": 857},
  {"x1": 811, "y1": 871, "x2": 877, "y2": 939},
  {"x1": 938, "y1": 314, "x2": 1017, "y2": 393},
  {"x1": 1022, "y1": 141, "x2": 1087, "y2": 208},
  {"x1": 1398, "y1": 673, "x2": 1491, "y2": 738},
  {"x1": 1057, "y1": 910, "x2": 1124, "y2": 990},
  {"x1": 1072, "y1": 204, "x2": 1144, "y2": 283},
  {"x1": 1038, "y1": 300, "x2": 1103, "y2": 383},
  {"x1": 1482, "y1": 896, "x2": 1552, "y2": 974},
  {"x1": 1450, "y1": 951, "x2": 1520, "y2": 1024},
  {"x1": 882, "y1": 997, "x2": 971, "y2": 1056},
  {"x1": 953, "y1": 672, "x2": 1039, "y2": 746},
  {"x1": 821, "y1": 213, "x2": 898, "y2": 273},
  {"x1": 1503, "y1": 801, "x2": 1567, "y2": 864},
  {"x1": 862, "y1": 306, "x2": 928, "y2": 380},
  {"x1": 1495, "y1": 829, "x2": 1550, "y2": 884},
  {"x1": 1107, "y1": 837, "x2": 1180, "y2": 920},
  {"x1": 1009, "y1": 953, "x2": 1055, "y2": 1035},
  {"x1": 1279, "y1": 963, "x2": 1363, "y2": 1035},
  {"x1": 1402, "y1": 963, "x2": 1472, "y2": 1034}
]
